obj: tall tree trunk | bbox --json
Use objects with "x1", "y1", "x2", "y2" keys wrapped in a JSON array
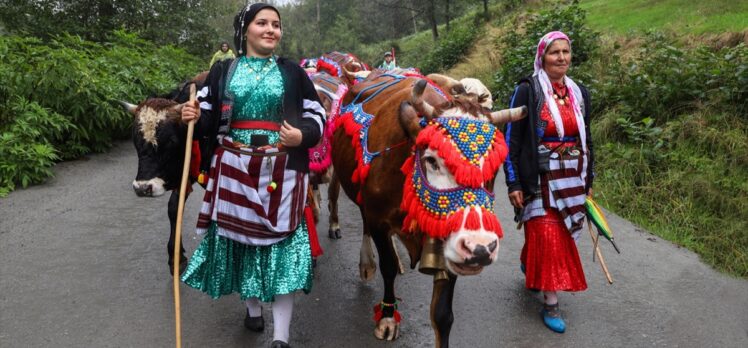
[
  {"x1": 427, "y1": 0, "x2": 438, "y2": 41},
  {"x1": 445, "y1": 0, "x2": 450, "y2": 31},
  {"x1": 316, "y1": 0, "x2": 321, "y2": 48},
  {"x1": 484, "y1": 0, "x2": 489, "y2": 15},
  {"x1": 412, "y1": 8, "x2": 418, "y2": 34}
]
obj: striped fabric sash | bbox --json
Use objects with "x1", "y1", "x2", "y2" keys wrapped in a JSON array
[
  {"x1": 544, "y1": 146, "x2": 587, "y2": 233},
  {"x1": 196, "y1": 136, "x2": 308, "y2": 246},
  {"x1": 522, "y1": 146, "x2": 587, "y2": 238}
]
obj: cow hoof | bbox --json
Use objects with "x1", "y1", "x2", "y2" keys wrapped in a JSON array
[
  {"x1": 328, "y1": 228, "x2": 341, "y2": 239},
  {"x1": 374, "y1": 318, "x2": 400, "y2": 341},
  {"x1": 359, "y1": 262, "x2": 377, "y2": 281}
]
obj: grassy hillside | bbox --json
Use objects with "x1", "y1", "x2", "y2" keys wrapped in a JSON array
[{"x1": 581, "y1": 0, "x2": 748, "y2": 35}]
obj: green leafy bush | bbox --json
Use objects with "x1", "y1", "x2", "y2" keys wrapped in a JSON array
[
  {"x1": 419, "y1": 24, "x2": 480, "y2": 75},
  {"x1": 0, "y1": 31, "x2": 202, "y2": 196},
  {"x1": 493, "y1": 0, "x2": 599, "y2": 107},
  {"x1": 0, "y1": 97, "x2": 73, "y2": 194},
  {"x1": 598, "y1": 35, "x2": 748, "y2": 123}
]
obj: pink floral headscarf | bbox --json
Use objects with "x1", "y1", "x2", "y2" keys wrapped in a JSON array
[{"x1": 533, "y1": 31, "x2": 588, "y2": 190}]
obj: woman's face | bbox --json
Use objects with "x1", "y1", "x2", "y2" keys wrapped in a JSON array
[
  {"x1": 542, "y1": 39, "x2": 571, "y2": 81},
  {"x1": 245, "y1": 9, "x2": 282, "y2": 57}
]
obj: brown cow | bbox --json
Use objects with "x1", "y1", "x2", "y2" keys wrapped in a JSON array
[{"x1": 331, "y1": 73, "x2": 526, "y2": 346}]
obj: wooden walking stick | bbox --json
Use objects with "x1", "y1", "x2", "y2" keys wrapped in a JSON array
[
  {"x1": 173, "y1": 83, "x2": 196, "y2": 348},
  {"x1": 588, "y1": 219, "x2": 614, "y2": 284}
]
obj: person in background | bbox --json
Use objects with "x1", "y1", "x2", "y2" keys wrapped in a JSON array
[
  {"x1": 378, "y1": 51, "x2": 396, "y2": 70},
  {"x1": 502, "y1": 31, "x2": 594, "y2": 334},
  {"x1": 180, "y1": 3, "x2": 325, "y2": 348},
  {"x1": 209, "y1": 41, "x2": 236, "y2": 68}
]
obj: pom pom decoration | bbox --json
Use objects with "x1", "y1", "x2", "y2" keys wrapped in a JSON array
[{"x1": 267, "y1": 181, "x2": 277, "y2": 193}]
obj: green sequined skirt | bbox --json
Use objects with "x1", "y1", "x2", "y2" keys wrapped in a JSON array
[{"x1": 181, "y1": 220, "x2": 313, "y2": 303}]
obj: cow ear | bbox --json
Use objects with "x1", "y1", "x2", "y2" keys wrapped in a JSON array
[
  {"x1": 490, "y1": 106, "x2": 527, "y2": 125},
  {"x1": 399, "y1": 101, "x2": 422, "y2": 140}
]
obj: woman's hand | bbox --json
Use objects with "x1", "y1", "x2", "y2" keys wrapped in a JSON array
[
  {"x1": 280, "y1": 121, "x2": 303, "y2": 147},
  {"x1": 181, "y1": 101, "x2": 200, "y2": 122},
  {"x1": 508, "y1": 190, "x2": 524, "y2": 209}
]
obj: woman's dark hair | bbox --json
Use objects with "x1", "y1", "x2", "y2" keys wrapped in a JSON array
[{"x1": 233, "y1": 3, "x2": 281, "y2": 56}]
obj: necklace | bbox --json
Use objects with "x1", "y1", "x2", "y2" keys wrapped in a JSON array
[
  {"x1": 552, "y1": 85, "x2": 569, "y2": 106},
  {"x1": 242, "y1": 56, "x2": 275, "y2": 81}
]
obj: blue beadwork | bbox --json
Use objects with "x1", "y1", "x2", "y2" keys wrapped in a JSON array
[
  {"x1": 412, "y1": 148, "x2": 495, "y2": 217},
  {"x1": 420, "y1": 117, "x2": 498, "y2": 167}
]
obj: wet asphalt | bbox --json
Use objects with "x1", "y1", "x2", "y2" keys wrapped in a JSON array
[{"x1": 1, "y1": 141, "x2": 746, "y2": 348}]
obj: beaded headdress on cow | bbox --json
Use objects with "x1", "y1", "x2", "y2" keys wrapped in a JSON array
[
  {"x1": 400, "y1": 117, "x2": 508, "y2": 239},
  {"x1": 234, "y1": 3, "x2": 281, "y2": 56}
]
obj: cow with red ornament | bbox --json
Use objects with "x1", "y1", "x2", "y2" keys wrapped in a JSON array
[{"x1": 331, "y1": 71, "x2": 526, "y2": 347}]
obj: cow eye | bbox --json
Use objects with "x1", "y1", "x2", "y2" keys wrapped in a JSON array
[{"x1": 424, "y1": 156, "x2": 439, "y2": 171}]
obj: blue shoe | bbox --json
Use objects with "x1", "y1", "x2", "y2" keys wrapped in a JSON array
[{"x1": 541, "y1": 304, "x2": 566, "y2": 333}]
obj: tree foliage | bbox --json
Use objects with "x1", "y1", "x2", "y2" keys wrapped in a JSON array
[
  {"x1": 0, "y1": 0, "x2": 238, "y2": 56},
  {"x1": 277, "y1": 0, "x2": 481, "y2": 61}
]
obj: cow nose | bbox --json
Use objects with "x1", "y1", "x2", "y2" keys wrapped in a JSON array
[
  {"x1": 133, "y1": 184, "x2": 152, "y2": 197},
  {"x1": 466, "y1": 245, "x2": 492, "y2": 266}
]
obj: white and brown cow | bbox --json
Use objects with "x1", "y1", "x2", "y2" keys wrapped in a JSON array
[{"x1": 120, "y1": 75, "x2": 205, "y2": 275}]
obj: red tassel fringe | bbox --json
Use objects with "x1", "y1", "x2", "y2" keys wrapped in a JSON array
[
  {"x1": 316, "y1": 59, "x2": 339, "y2": 77},
  {"x1": 334, "y1": 111, "x2": 369, "y2": 204},
  {"x1": 305, "y1": 206, "x2": 324, "y2": 257},
  {"x1": 465, "y1": 208, "x2": 481, "y2": 230}
]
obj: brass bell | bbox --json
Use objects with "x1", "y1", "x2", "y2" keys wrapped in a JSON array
[{"x1": 419, "y1": 236, "x2": 447, "y2": 275}]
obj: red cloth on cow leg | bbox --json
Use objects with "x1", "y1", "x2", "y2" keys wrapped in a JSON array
[
  {"x1": 373, "y1": 300, "x2": 401, "y2": 323},
  {"x1": 521, "y1": 209, "x2": 587, "y2": 292},
  {"x1": 305, "y1": 206, "x2": 323, "y2": 257}
]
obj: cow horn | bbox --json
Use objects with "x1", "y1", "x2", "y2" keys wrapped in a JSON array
[
  {"x1": 411, "y1": 79, "x2": 436, "y2": 119},
  {"x1": 490, "y1": 106, "x2": 527, "y2": 125},
  {"x1": 340, "y1": 66, "x2": 357, "y2": 86},
  {"x1": 118, "y1": 100, "x2": 138, "y2": 115}
]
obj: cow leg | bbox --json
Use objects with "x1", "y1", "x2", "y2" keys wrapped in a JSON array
[
  {"x1": 370, "y1": 225, "x2": 400, "y2": 341},
  {"x1": 167, "y1": 190, "x2": 188, "y2": 276},
  {"x1": 431, "y1": 273, "x2": 458, "y2": 348},
  {"x1": 311, "y1": 183, "x2": 321, "y2": 223},
  {"x1": 359, "y1": 234, "x2": 377, "y2": 281},
  {"x1": 390, "y1": 235, "x2": 406, "y2": 275},
  {"x1": 327, "y1": 171, "x2": 342, "y2": 239}
]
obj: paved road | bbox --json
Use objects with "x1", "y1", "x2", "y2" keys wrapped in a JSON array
[{"x1": 1, "y1": 141, "x2": 746, "y2": 348}]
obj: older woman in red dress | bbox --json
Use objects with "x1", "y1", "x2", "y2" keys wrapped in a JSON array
[{"x1": 503, "y1": 31, "x2": 595, "y2": 333}]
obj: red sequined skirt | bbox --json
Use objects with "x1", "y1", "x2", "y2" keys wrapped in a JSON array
[{"x1": 521, "y1": 209, "x2": 587, "y2": 292}]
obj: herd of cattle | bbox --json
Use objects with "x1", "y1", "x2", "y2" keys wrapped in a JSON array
[{"x1": 121, "y1": 51, "x2": 526, "y2": 347}]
